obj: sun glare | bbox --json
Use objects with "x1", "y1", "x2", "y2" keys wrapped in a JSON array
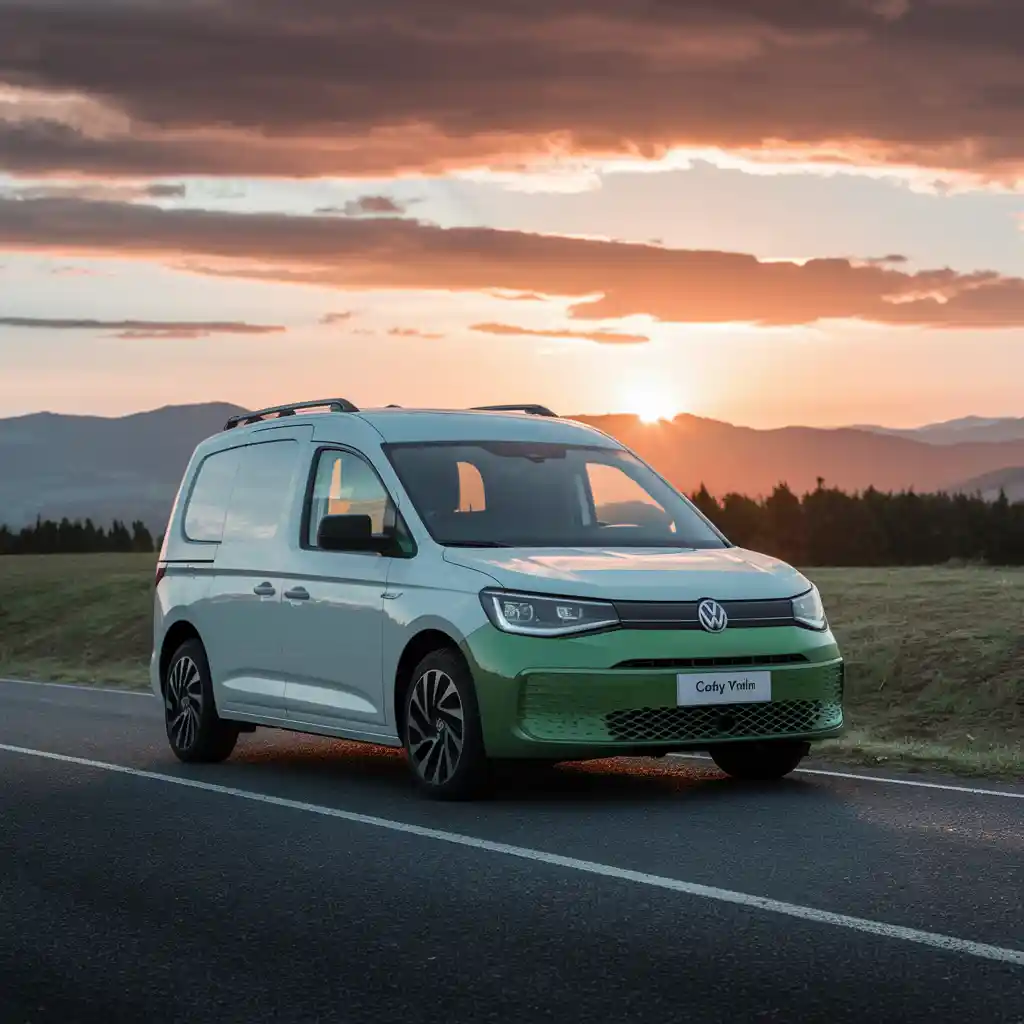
[{"x1": 624, "y1": 386, "x2": 682, "y2": 424}]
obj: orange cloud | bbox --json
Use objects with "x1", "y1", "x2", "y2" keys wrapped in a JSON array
[
  {"x1": 388, "y1": 327, "x2": 443, "y2": 339},
  {"x1": 472, "y1": 322, "x2": 648, "y2": 345},
  {"x1": 0, "y1": 181, "x2": 186, "y2": 201},
  {"x1": 4, "y1": 197, "x2": 1024, "y2": 329},
  {"x1": 1, "y1": 1, "x2": 1024, "y2": 181}
]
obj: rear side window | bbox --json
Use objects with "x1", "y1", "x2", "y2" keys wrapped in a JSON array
[
  {"x1": 223, "y1": 440, "x2": 300, "y2": 543},
  {"x1": 184, "y1": 448, "x2": 241, "y2": 542},
  {"x1": 183, "y1": 440, "x2": 300, "y2": 544}
]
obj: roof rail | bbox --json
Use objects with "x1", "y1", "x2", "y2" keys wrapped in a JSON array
[
  {"x1": 224, "y1": 398, "x2": 359, "y2": 431},
  {"x1": 471, "y1": 404, "x2": 558, "y2": 418}
]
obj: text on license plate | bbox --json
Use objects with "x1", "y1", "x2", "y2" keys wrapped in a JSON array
[{"x1": 676, "y1": 670, "x2": 772, "y2": 707}]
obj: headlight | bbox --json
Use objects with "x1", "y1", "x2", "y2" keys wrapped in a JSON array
[
  {"x1": 792, "y1": 585, "x2": 827, "y2": 631},
  {"x1": 480, "y1": 589, "x2": 620, "y2": 637}
]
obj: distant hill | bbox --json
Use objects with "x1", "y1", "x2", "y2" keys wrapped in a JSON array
[
  {"x1": 853, "y1": 416, "x2": 1024, "y2": 445},
  {"x1": 574, "y1": 413, "x2": 1024, "y2": 499},
  {"x1": 0, "y1": 403, "x2": 245, "y2": 530},
  {"x1": 949, "y1": 466, "x2": 1024, "y2": 502},
  {"x1": 4, "y1": 402, "x2": 1024, "y2": 530}
]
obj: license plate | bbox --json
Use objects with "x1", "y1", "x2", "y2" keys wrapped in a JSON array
[{"x1": 676, "y1": 670, "x2": 772, "y2": 707}]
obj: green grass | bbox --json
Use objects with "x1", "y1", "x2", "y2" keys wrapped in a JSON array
[
  {"x1": 0, "y1": 554, "x2": 154, "y2": 688},
  {"x1": 806, "y1": 566, "x2": 1023, "y2": 780},
  {"x1": 0, "y1": 556, "x2": 1020, "y2": 778}
]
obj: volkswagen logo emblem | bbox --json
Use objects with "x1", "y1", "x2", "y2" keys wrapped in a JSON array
[{"x1": 697, "y1": 598, "x2": 728, "y2": 633}]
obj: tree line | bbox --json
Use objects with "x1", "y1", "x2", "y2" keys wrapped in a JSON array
[
  {"x1": 690, "y1": 480, "x2": 1024, "y2": 566},
  {"x1": 0, "y1": 517, "x2": 157, "y2": 555},
  {"x1": 1, "y1": 479, "x2": 1024, "y2": 564}
]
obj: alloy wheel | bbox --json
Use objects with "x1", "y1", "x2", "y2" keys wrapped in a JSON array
[
  {"x1": 406, "y1": 669, "x2": 466, "y2": 786},
  {"x1": 165, "y1": 655, "x2": 204, "y2": 751}
]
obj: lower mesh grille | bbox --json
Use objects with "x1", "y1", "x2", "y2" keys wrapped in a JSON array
[{"x1": 605, "y1": 700, "x2": 843, "y2": 744}]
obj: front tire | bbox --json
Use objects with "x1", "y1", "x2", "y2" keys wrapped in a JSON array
[
  {"x1": 708, "y1": 739, "x2": 809, "y2": 781},
  {"x1": 402, "y1": 649, "x2": 489, "y2": 800},
  {"x1": 163, "y1": 639, "x2": 239, "y2": 763}
]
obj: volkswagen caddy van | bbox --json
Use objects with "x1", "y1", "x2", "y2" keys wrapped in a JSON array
[{"x1": 152, "y1": 399, "x2": 844, "y2": 799}]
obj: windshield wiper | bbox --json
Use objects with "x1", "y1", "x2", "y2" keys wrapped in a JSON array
[{"x1": 442, "y1": 540, "x2": 512, "y2": 548}]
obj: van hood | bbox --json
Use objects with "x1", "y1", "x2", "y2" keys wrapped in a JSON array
[{"x1": 442, "y1": 546, "x2": 809, "y2": 602}]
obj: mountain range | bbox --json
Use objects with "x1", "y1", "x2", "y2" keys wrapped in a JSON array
[
  {"x1": 851, "y1": 416, "x2": 1024, "y2": 446},
  {"x1": 1, "y1": 404, "x2": 1022, "y2": 530}
]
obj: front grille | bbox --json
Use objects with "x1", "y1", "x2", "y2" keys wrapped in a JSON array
[
  {"x1": 613, "y1": 653, "x2": 808, "y2": 670},
  {"x1": 613, "y1": 597, "x2": 797, "y2": 630},
  {"x1": 606, "y1": 700, "x2": 843, "y2": 744}
]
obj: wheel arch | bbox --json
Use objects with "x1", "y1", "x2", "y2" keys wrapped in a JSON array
[
  {"x1": 158, "y1": 619, "x2": 203, "y2": 690},
  {"x1": 393, "y1": 628, "x2": 468, "y2": 732}
]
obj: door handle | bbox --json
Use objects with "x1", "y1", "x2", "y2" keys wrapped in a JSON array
[
  {"x1": 284, "y1": 586, "x2": 310, "y2": 602},
  {"x1": 253, "y1": 582, "x2": 276, "y2": 597}
]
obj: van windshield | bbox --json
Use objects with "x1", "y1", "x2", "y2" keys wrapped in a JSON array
[{"x1": 384, "y1": 441, "x2": 728, "y2": 549}]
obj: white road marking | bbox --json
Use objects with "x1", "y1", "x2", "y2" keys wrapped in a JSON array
[
  {"x1": 2, "y1": 677, "x2": 1021, "y2": 800},
  {"x1": 666, "y1": 753, "x2": 1024, "y2": 800},
  {"x1": 790, "y1": 766, "x2": 1024, "y2": 797},
  {"x1": 0, "y1": 677, "x2": 153, "y2": 696},
  {"x1": 1, "y1": 741, "x2": 1022, "y2": 968}
]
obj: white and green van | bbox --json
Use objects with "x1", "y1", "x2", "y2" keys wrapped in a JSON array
[{"x1": 153, "y1": 399, "x2": 844, "y2": 799}]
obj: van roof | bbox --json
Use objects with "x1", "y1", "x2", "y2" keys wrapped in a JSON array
[
  {"x1": 219, "y1": 401, "x2": 620, "y2": 448},
  {"x1": 355, "y1": 408, "x2": 619, "y2": 446}
]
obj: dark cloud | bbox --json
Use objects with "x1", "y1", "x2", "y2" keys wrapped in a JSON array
[
  {"x1": 0, "y1": 315, "x2": 284, "y2": 339},
  {"x1": 472, "y1": 322, "x2": 648, "y2": 345},
  {"x1": 1, "y1": 1, "x2": 1023, "y2": 181},
  {"x1": 319, "y1": 310, "x2": 356, "y2": 324},
  {"x1": 317, "y1": 195, "x2": 408, "y2": 216},
  {"x1": 3, "y1": 197, "x2": 1024, "y2": 328}
]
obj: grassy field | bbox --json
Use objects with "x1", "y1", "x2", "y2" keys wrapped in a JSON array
[
  {"x1": 0, "y1": 554, "x2": 154, "y2": 687},
  {"x1": 0, "y1": 554, "x2": 1020, "y2": 779}
]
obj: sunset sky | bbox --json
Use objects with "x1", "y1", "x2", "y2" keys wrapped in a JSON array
[{"x1": 3, "y1": 0, "x2": 1024, "y2": 427}]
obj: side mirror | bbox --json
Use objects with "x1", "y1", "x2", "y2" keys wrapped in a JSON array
[{"x1": 316, "y1": 514, "x2": 393, "y2": 554}]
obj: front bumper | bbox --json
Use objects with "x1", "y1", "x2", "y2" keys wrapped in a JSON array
[{"x1": 461, "y1": 624, "x2": 844, "y2": 759}]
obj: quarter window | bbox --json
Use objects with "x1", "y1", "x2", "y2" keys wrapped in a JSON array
[{"x1": 183, "y1": 448, "x2": 241, "y2": 542}]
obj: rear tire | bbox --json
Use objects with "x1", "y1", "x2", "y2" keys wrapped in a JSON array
[
  {"x1": 163, "y1": 638, "x2": 239, "y2": 764},
  {"x1": 708, "y1": 739, "x2": 809, "y2": 781},
  {"x1": 401, "y1": 648, "x2": 489, "y2": 800}
]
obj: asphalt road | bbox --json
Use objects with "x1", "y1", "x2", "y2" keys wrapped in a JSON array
[{"x1": 1, "y1": 680, "x2": 1021, "y2": 1024}]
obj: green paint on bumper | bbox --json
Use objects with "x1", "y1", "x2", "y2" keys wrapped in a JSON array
[{"x1": 461, "y1": 624, "x2": 844, "y2": 759}]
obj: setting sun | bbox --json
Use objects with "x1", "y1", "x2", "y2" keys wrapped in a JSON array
[{"x1": 624, "y1": 386, "x2": 683, "y2": 423}]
